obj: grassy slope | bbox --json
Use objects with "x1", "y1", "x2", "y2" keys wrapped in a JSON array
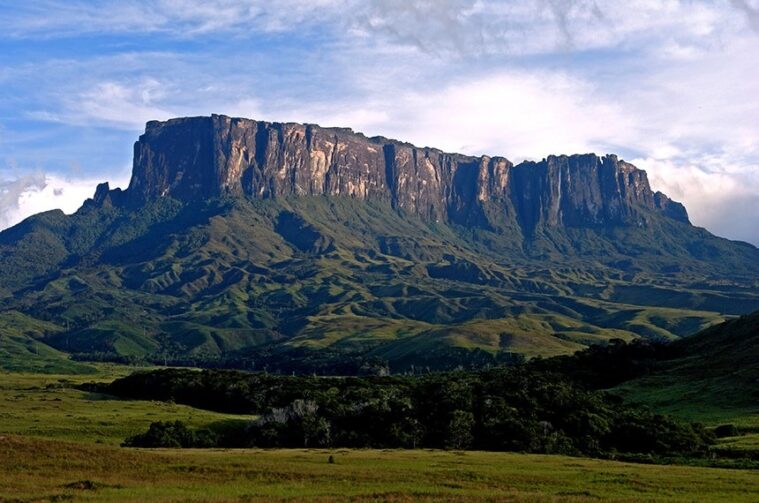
[
  {"x1": 616, "y1": 312, "x2": 759, "y2": 420},
  {"x1": 615, "y1": 312, "x2": 759, "y2": 453},
  {"x1": 2, "y1": 196, "x2": 751, "y2": 368},
  {"x1": 0, "y1": 311, "x2": 96, "y2": 374}
]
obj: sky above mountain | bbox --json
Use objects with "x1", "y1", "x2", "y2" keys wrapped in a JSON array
[{"x1": 0, "y1": 0, "x2": 757, "y2": 245}]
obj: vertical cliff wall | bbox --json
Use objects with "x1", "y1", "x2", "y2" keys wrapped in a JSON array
[{"x1": 115, "y1": 114, "x2": 688, "y2": 232}]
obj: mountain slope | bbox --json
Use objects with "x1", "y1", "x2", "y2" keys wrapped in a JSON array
[
  {"x1": 0, "y1": 115, "x2": 757, "y2": 370},
  {"x1": 0, "y1": 311, "x2": 95, "y2": 374},
  {"x1": 616, "y1": 310, "x2": 759, "y2": 424}
]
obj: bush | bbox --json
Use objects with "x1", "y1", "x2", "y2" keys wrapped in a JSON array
[
  {"x1": 713, "y1": 424, "x2": 740, "y2": 438},
  {"x1": 122, "y1": 421, "x2": 217, "y2": 448}
]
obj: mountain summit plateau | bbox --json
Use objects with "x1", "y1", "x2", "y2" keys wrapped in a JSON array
[{"x1": 96, "y1": 115, "x2": 688, "y2": 231}]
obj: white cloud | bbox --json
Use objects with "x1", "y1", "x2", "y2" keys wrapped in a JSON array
[
  {"x1": 0, "y1": 1, "x2": 348, "y2": 38},
  {"x1": 2, "y1": 1, "x2": 751, "y2": 56},
  {"x1": 63, "y1": 79, "x2": 175, "y2": 130},
  {"x1": 731, "y1": 0, "x2": 759, "y2": 32},
  {"x1": 0, "y1": 172, "x2": 131, "y2": 231},
  {"x1": 0, "y1": 173, "x2": 47, "y2": 229},
  {"x1": 639, "y1": 157, "x2": 759, "y2": 244},
  {"x1": 277, "y1": 72, "x2": 629, "y2": 160}
]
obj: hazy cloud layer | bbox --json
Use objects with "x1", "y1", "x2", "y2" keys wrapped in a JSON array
[
  {"x1": 0, "y1": 173, "x2": 47, "y2": 229},
  {"x1": 0, "y1": 171, "x2": 131, "y2": 230},
  {"x1": 0, "y1": 0, "x2": 757, "y2": 244},
  {"x1": 731, "y1": 0, "x2": 759, "y2": 32}
]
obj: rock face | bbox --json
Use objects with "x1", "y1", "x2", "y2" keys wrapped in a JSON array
[
  {"x1": 113, "y1": 114, "x2": 688, "y2": 231},
  {"x1": 509, "y1": 154, "x2": 689, "y2": 234}
]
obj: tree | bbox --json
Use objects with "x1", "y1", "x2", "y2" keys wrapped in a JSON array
[{"x1": 445, "y1": 410, "x2": 474, "y2": 450}]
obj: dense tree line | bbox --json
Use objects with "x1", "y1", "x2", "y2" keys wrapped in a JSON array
[
  {"x1": 528, "y1": 338, "x2": 680, "y2": 389},
  {"x1": 112, "y1": 363, "x2": 713, "y2": 457},
  {"x1": 73, "y1": 346, "x2": 527, "y2": 374},
  {"x1": 77, "y1": 338, "x2": 673, "y2": 379}
]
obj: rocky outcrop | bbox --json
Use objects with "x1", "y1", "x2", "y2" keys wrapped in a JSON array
[
  {"x1": 509, "y1": 154, "x2": 689, "y2": 233},
  {"x1": 95, "y1": 114, "x2": 689, "y2": 233},
  {"x1": 87, "y1": 182, "x2": 125, "y2": 209}
]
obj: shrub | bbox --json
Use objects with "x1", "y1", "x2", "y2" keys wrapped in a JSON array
[
  {"x1": 122, "y1": 420, "x2": 217, "y2": 448},
  {"x1": 713, "y1": 424, "x2": 740, "y2": 438}
]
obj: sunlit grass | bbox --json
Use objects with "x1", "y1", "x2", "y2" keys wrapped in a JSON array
[
  {"x1": 0, "y1": 365, "x2": 254, "y2": 445},
  {"x1": 1, "y1": 366, "x2": 758, "y2": 501},
  {"x1": 2, "y1": 435, "x2": 759, "y2": 502}
]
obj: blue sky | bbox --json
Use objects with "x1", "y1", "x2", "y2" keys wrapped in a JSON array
[{"x1": 1, "y1": 0, "x2": 758, "y2": 244}]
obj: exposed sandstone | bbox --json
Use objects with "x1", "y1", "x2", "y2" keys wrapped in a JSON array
[{"x1": 100, "y1": 114, "x2": 688, "y2": 233}]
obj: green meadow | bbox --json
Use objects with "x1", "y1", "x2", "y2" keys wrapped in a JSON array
[
  {"x1": 1, "y1": 366, "x2": 758, "y2": 502},
  {"x1": 4, "y1": 435, "x2": 759, "y2": 502},
  {"x1": 0, "y1": 367, "x2": 254, "y2": 446}
]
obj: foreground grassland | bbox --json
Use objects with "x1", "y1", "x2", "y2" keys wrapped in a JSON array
[
  {"x1": 1, "y1": 367, "x2": 758, "y2": 502},
  {"x1": 2, "y1": 436, "x2": 759, "y2": 502}
]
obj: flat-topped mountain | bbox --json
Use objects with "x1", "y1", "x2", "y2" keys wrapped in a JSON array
[
  {"x1": 1, "y1": 115, "x2": 758, "y2": 373},
  {"x1": 98, "y1": 114, "x2": 687, "y2": 231}
]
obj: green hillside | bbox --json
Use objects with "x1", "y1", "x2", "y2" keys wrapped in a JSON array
[
  {"x1": 1, "y1": 195, "x2": 756, "y2": 370},
  {"x1": 617, "y1": 311, "x2": 759, "y2": 424},
  {"x1": 0, "y1": 311, "x2": 95, "y2": 374}
]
